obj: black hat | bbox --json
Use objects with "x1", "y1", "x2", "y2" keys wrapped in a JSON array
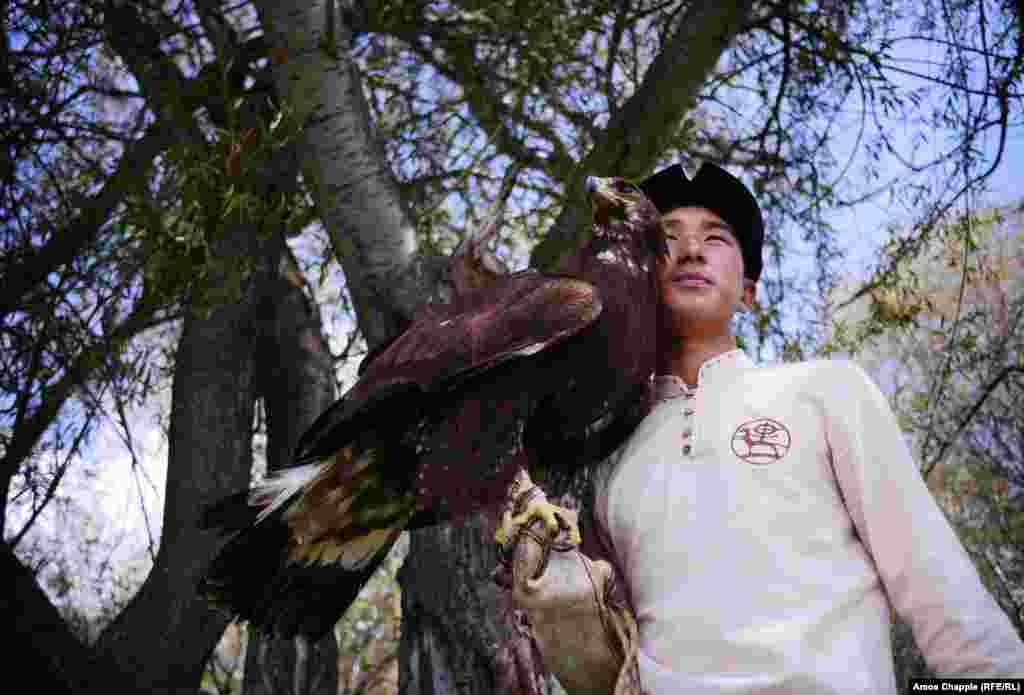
[{"x1": 639, "y1": 162, "x2": 764, "y2": 282}]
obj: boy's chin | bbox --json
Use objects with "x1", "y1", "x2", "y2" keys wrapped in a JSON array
[
  {"x1": 662, "y1": 309, "x2": 733, "y2": 336},
  {"x1": 663, "y1": 295, "x2": 729, "y2": 319}
]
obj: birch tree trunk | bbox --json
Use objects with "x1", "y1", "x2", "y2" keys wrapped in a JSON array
[{"x1": 249, "y1": 0, "x2": 433, "y2": 350}]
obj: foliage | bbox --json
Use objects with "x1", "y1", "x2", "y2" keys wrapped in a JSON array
[
  {"x1": 826, "y1": 203, "x2": 1024, "y2": 661},
  {"x1": 125, "y1": 97, "x2": 311, "y2": 317},
  {"x1": 1, "y1": 0, "x2": 175, "y2": 544}
]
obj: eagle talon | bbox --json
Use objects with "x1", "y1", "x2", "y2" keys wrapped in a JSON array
[{"x1": 495, "y1": 495, "x2": 581, "y2": 549}]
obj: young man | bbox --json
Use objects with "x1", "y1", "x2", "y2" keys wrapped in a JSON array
[{"x1": 499, "y1": 163, "x2": 1024, "y2": 694}]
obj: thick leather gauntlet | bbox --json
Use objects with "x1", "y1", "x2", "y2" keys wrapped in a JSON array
[{"x1": 496, "y1": 471, "x2": 643, "y2": 695}]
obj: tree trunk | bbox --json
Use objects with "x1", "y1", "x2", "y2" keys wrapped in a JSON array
[
  {"x1": 399, "y1": 514, "x2": 535, "y2": 695},
  {"x1": 250, "y1": 0, "x2": 432, "y2": 350},
  {"x1": 243, "y1": 248, "x2": 340, "y2": 695},
  {"x1": 90, "y1": 99, "x2": 297, "y2": 692},
  {"x1": 892, "y1": 615, "x2": 933, "y2": 694},
  {"x1": 244, "y1": 634, "x2": 340, "y2": 695},
  {"x1": 0, "y1": 163, "x2": 285, "y2": 695},
  {"x1": 91, "y1": 220, "x2": 285, "y2": 693}
]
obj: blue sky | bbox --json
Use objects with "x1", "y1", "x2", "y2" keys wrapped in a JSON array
[{"x1": 833, "y1": 103, "x2": 1024, "y2": 277}]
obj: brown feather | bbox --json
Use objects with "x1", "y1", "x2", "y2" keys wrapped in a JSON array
[{"x1": 449, "y1": 218, "x2": 505, "y2": 299}]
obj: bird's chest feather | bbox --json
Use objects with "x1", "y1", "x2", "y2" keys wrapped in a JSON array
[
  {"x1": 410, "y1": 366, "x2": 534, "y2": 520},
  {"x1": 587, "y1": 251, "x2": 660, "y2": 374},
  {"x1": 540, "y1": 250, "x2": 659, "y2": 434}
]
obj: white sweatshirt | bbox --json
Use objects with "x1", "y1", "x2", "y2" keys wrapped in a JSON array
[{"x1": 592, "y1": 349, "x2": 1024, "y2": 693}]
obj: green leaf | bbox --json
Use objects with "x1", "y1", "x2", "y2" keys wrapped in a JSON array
[{"x1": 910, "y1": 392, "x2": 929, "y2": 412}]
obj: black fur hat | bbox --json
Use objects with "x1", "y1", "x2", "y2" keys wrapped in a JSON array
[{"x1": 639, "y1": 162, "x2": 764, "y2": 282}]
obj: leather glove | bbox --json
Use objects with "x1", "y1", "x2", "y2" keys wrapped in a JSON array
[{"x1": 495, "y1": 470, "x2": 643, "y2": 695}]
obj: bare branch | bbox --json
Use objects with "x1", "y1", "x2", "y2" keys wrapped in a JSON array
[
  {"x1": 530, "y1": 0, "x2": 758, "y2": 269},
  {"x1": 921, "y1": 365, "x2": 1024, "y2": 478}
]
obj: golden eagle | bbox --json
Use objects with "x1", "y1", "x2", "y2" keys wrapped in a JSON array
[{"x1": 198, "y1": 177, "x2": 666, "y2": 637}]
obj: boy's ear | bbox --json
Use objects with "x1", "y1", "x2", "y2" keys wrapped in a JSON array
[{"x1": 740, "y1": 279, "x2": 757, "y2": 313}]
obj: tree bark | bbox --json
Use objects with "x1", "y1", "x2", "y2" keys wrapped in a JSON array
[
  {"x1": 90, "y1": 219, "x2": 285, "y2": 693},
  {"x1": 242, "y1": 247, "x2": 340, "y2": 695},
  {"x1": 398, "y1": 515, "x2": 529, "y2": 695},
  {"x1": 250, "y1": 0, "x2": 432, "y2": 350}
]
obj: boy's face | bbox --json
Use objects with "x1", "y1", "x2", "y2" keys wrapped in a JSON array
[{"x1": 656, "y1": 206, "x2": 756, "y2": 335}]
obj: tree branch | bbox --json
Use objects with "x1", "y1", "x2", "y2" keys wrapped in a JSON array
[
  {"x1": 251, "y1": 0, "x2": 429, "y2": 350},
  {"x1": 921, "y1": 366, "x2": 1024, "y2": 479},
  {"x1": 530, "y1": 0, "x2": 758, "y2": 270},
  {"x1": 0, "y1": 123, "x2": 174, "y2": 318},
  {"x1": 0, "y1": 295, "x2": 169, "y2": 480},
  {"x1": 1, "y1": 542, "x2": 125, "y2": 693}
]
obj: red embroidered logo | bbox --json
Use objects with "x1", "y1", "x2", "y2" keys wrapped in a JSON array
[{"x1": 731, "y1": 418, "x2": 792, "y2": 465}]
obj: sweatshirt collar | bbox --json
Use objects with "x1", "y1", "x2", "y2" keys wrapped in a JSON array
[{"x1": 652, "y1": 349, "x2": 754, "y2": 400}]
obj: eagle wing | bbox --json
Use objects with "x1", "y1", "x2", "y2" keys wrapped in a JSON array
[
  {"x1": 199, "y1": 176, "x2": 661, "y2": 639},
  {"x1": 293, "y1": 272, "x2": 602, "y2": 466}
]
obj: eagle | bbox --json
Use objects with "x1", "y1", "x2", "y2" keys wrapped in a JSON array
[{"x1": 198, "y1": 176, "x2": 667, "y2": 638}]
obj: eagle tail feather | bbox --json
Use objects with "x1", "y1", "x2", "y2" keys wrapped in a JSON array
[
  {"x1": 198, "y1": 490, "x2": 258, "y2": 534},
  {"x1": 199, "y1": 487, "x2": 404, "y2": 638},
  {"x1": 200, "y1": 509, "x2": 400, "y2": 638},
  {"x1": 199, "y1": 448, "x2": 414, "y2": 637},
  {"x1": 251, "y1": 462, "x2": 322, "y2": 523}
]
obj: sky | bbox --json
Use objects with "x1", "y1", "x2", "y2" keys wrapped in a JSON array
[
  {"x1": 6, "y1": 5, "x2": 1024, "y2": 626},
  {"x1": 826, "y1": 23, "x2": 1024, "y2": 277},
  {"x1": 831, "y1": 98, "x2": 1024, "y2": 278}
]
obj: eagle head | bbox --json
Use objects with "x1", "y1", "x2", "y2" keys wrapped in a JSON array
[{"x1": 585, "y1": 176, "x2": 668, "y2": 261}]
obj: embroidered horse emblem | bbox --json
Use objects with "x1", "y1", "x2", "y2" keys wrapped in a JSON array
[{"x1": 731, "y1": 418, "x2": 792, "y2": 464}]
